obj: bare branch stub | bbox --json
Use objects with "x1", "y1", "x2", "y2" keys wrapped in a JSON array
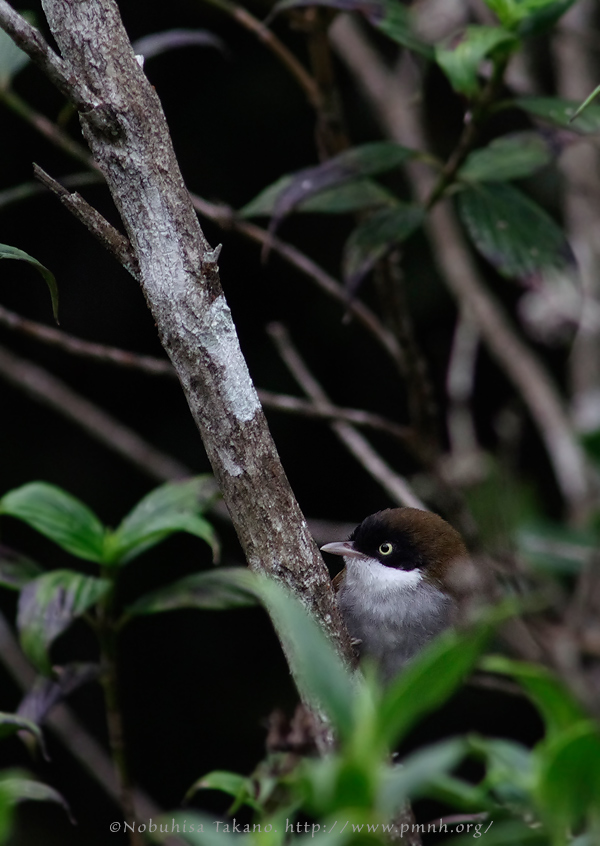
[{"x1": 33, "y1": 165, "x2": 139, "y2": 278}]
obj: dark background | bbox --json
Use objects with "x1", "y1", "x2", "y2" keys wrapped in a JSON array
[{"x1": 0, "y1": 0, "x2": 561, "y2": 842}]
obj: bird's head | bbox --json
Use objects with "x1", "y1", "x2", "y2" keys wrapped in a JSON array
[{"x1": 321, "y1": 507, "x2": 476, "y2": 596}]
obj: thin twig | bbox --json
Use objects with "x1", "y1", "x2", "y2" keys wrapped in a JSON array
[
  {"x1": 444, "y1": 309, "x2": 486, "y2": 483},
  {"x1": 0, "y1": 1, "x2": 90, "y2": 108},
  {"x1": 374, "y1": 251, "x2": 441, "y2": 461},
  {"x1": 267, "y1": 322, "x2": 426, "y2": 509},
  {"x1": 0, "y1": 301, "x2": 413, "y2": 444},
  {"x1": 203, "y1": 0, "x2": 322, "y2": 110},
  {"x1": 0, "y1": 172, "x2": 102, "y2": 210},
  {"x1": 0, "y1": 86, "x2": 96, "y2": 169},
  {"x1": 0, "y1": 302, "x2": 172, "y2": 373},
  {"x1": 258, "y1": 389, "x2": 412, "y2": 442},
  {"x1": 33, "y1": 165, "x2": 139, "y2": 278},
  {"x1": 0, "y1": 344, "x2": 190, "y2": 482},
  {"x1": 301, "y1": 6, "x2": 350, "y2": 158},
  {"x1": 189, "y1": 193, "x2": 405, "y2": 373}
]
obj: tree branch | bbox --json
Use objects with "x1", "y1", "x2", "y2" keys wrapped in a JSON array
[
  {"x1": 0, "y1": 0, "x2": 90, "y2": 108},
  {"x1": 267, "y1": 322, "x2": 426, "y2": 510},
  {"x1": 189, "y1": 193, "x2": 406, "y2": 373},
  {"x1": 0, "y1": 0, "x2": 354, "y2": 676},
  {"x1": 0, "y1": 343, "x2": 190, "y2": 482}
]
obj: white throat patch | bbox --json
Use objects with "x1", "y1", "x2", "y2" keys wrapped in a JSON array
[{"x1": 344, "y1": 555, "x2": 423, "y2": 592}]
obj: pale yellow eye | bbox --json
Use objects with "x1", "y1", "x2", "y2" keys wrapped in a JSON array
[{"x1": 379, "y1": 542, "x2": 393, "y2": 556}]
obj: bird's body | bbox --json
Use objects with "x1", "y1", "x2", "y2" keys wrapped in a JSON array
[{"x1": 322, "y1": 507, "x2": 477, "y2": 681}]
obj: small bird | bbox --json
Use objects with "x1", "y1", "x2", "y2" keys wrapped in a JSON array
[{"x1": 321, "y1": 507, "x2": 484, "y2": 682}]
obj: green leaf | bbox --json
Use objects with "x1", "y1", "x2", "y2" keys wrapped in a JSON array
[
  {"x1": 342, "y1": 203, "x2": 425, "y2": 290},
  {"x1": 0, "y1": 772, "x2": 72, "y2": 823},
  {"x1": 378, "y1": 739, "x2": 467, "y2": 816},
  {"x1": 435, "y1": 26, "x2": 519, "y2": 97},
  {"x1": 104, "y1": 476, "x2": 219, "y2": 565},
  {"x1": 459, "y1": 132, "x2": 552, "y2": 182},
  {"x1": 162, "y1": 812, "x2": 244, "y2": 846},
  {"x1": 268, "y1": 0, "x2": 432, "y2": 58},
  {"x1": 241, "y1": 176, "x2": 395, "y2": 218},
  {"x1": 517, "y1": 96, "x2": 600, "y2": 134},
  {"x1": 0, "y1": 482, "x2": 107, "y2": 563},
  {"x1": 242, "y1": 142, "x2": 415, "y2": 232},
  {"x1": 457, "y1": 182, "x2": 572, "y2": 281},
  {"x1": 186, "y1": 770, "x2": 261, "y2": 811},
  {"x1": 426, "y1": 773, "x2": 497, "y2": 813},
  {"x1": 450, "y1": 820, "x2": 546, "y2": 844},
  {"x1": 0, "y1": 244, "x2": 59, "y2": 322},
  {"x1": 123, "y1": 568, "x2": 258, "y2": 620},
  {"x1": 17, "y1": 570, "x2": 110, "y2": 674},
  {"x1": 377, "y1": 622, "x2": 492, "y2": 748},
  {"x1": 255, "y1": 577, "x2": 355, "y2": 740},
  {"x1": 569, "y1": 84, "x2": 600, "y2": 123},
  {"x1": 469, "y1": 736, "x2": 533, "y2": 808},
  {"x1": 0, "y1": 713, "x2": 46, "y2": 757},
  {"x1": 369, "y1": 0, "x2": 433, "y2": 57},
  {"x1": 536, "y1": 721, "x2": 600, "y2": 831},
  {"x1": 0, "y1": 546, "x2": 42, "y2": 590},
  {"x1": 516, "y1": 0, "x2": 576, "y2": 37},
  {"x1": 0, "y1": 26, "x2": 30, "y2": 89},
  {"x1": 484, "y1": 0, "x2": 576, "y2": 36},
  {"x1": 480, "y1": 656, "x2": 586, "y2": 736}
]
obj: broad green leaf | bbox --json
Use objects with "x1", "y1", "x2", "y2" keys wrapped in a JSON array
[
  {"x1": 268, "y1": 0, "x2": 432, "y2": 57},
  {"x1": 242, "y1": 142, "x2": 415, "y2": 231},
  {"x1": 255, "y1": 577, "x2": 355, "y2": 740},
  {"x1": 17, "y1": 570, "x2": 110, "y2": 674},
  {"x1": 378, "y1": 739, "x2": 467, "y2": 816},
  {"x1": 377, "y1": 622, "x2": 492, "y2": 748},
  {"x1": 485, "y1": 0, "x2": 576, "y2": 36},
  {"x1": 368, "y1": 0, "x2": 433, "y2": 57},
  {"x1": 0, "y1": 26, "x2": 30, "y2": 88},
  {"x1": 0, "y1": 244, "x2": 59, "y2": 322},
  {"x1": 459, "y1": 132, "x2": 552, "y2": 182},
  {"x1": 457, "y1": 182, "x2": 572, "y2": 281},
  {"x1": 123, "y1": 568, "x2": 258, "y2": 620},
  {"x1": 186, "y1": 770, "x2": 261, "y2": 811},
  {"x1": 342, "y1": 203, "x2": 425, "y2": 291},
  {"x1": 480, "y1": 655, "x2": 586, "y2": 736},
  {"x1": 241, "y1": 177, "x2": 395, "y2": 218},
  {"x1": 0, "y1": 772, "x2": 72, "y2": 822},
  {"x1": 0, "y1": 547, "x2": 42, "y2": 590},
  {"x1": 469, "y1": 736, "x2": 533, "y2": 808},
  {"x1": 426, "y1": 773, "x2": 496, "y2": 813},
  {"x1": 435, "y1": 26, "x2": 519, "y2": 97},
  {"x1": 516, "y1": 0, "x2": 576, "y2": 37},
  {"x1": 0, "y1": 482, "x2": 106, "y2": 563},
  {"x1": 107, "y1": 476, "x2": 219, "y2": 565},
  {"x1": 517, "y1": 96, "x2": 600, "y2": 134},
  {"x1": 536, "y1": 721, "x2": 600, "y2": 831},
  {"x1": 0, "y1": 713, "x2": 46, "y2": 757}
]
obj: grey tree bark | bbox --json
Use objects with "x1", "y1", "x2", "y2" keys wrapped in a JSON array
[{"x1": 0, "y1": 0, "x2": 353, "y2": 664}]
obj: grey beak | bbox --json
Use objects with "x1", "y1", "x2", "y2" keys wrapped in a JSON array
[{"x1": 320, "y1": 541, "x2": 367, "y2": 559}]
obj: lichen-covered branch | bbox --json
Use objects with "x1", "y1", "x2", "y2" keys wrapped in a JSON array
[{"x1": 0, "y1": 0, "x2": 354, "y2": 666}]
